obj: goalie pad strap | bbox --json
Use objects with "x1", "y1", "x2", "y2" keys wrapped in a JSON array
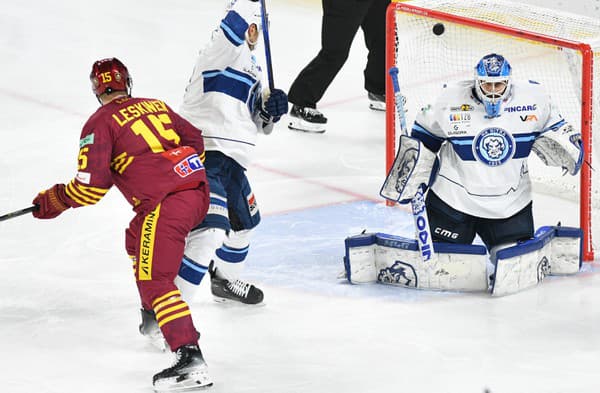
[{"x1": 380, "y1": 135, "x2": 437, "y2": 204}]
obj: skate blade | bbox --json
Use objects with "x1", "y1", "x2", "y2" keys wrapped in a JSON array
[
  {"x1": 153, "y1": 371, "x2": 213, "y2": 392},
  {"x1": 369, "y1": 102, "x2": 386, "y2": 111},
  {"x1": 287, "y1": 118, "x2": 326, "y2": 133},
  {"x1": 212, "y1": 296, "x2": 266, "y2": 307}
]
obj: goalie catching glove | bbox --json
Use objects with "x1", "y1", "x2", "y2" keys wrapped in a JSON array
[
  {"x1": 532, "y1": 122, "x2": 583, "y2": 175},
  {"x1": 32, "y1": 183, "x2": 70, "y2": 219}
]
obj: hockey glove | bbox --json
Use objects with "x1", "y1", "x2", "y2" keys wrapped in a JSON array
[
  {"x1": 260, "y1": 89, "x2": 289, "y2": 124},
  {"x1": 32, "y1": 183, "x2": 70, "y2": 219},
  {"x1": 532, "y1": 123, "x2": 583, "y2": 176}
]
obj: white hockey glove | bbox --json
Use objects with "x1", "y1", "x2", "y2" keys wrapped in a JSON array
[
  {"x1": 380, "y1": 135, "x2": 438, "y2": 204},
  {"x1": 532, "y1": 123, "x2": 583, "y2": 175}
]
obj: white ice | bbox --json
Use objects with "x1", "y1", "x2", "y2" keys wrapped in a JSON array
[{"x1": 1, "y1": 1, "x2": 599, "y2": 393}]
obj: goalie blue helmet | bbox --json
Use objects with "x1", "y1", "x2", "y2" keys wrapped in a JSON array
[{"x1": 474, "y1": 53, "x2": 512, "y2": 117}]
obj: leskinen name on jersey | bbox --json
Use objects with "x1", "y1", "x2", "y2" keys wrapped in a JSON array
[{"x1": 111, "y1": 99, "x2": 169, "y2": 127}]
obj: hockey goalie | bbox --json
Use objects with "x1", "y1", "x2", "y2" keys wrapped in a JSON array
[{"x1": 343, "y1": 53, "x2": 584, "y2": 296}]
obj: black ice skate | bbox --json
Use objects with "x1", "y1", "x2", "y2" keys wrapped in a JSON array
[
  {"x1": 368, "y1": 92, "x2": 386, "y2": 111},
  {"x1": 287, "y1": 105, "x2": 327, "y2": 133},
  {"x1": 153, "y1": 345, "x2": 213, "y2": 392},
  {"x1": 209, "y1": 262, "x2": 264, "y2": 305},
  {"x1": 139, "y1": 308, "x2": 168, "y2": 352}
]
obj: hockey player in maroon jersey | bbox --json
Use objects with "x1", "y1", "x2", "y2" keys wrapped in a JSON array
[{"x1": 31, "y1": 58, "x2": 213, "y2": 391}]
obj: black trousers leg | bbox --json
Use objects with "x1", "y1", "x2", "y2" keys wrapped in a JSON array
[
  {"x1": 361, "y1": 0, "x2": 390, "y2": 95},
  {"x1": 288, "y1": 0, "x2": 370, "y2": 107}
]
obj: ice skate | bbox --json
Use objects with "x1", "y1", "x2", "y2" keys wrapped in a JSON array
[
  {"x1": 287, "y1": 105, "x2": 327, "y2": 133},
  {"x1": 139, "y1": 308, "x2": 168, "y2": 351},
  {"x1": 153, "y1": 345, "x2": 213, "y2": 392},
  {"x1": 368, "y1": 92, "x2": 386, "y2": 111},
  {"x1": 209, "y1": 262, "x2": 264, "y2": 305}
]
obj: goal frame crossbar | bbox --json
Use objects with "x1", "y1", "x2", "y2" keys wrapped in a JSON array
[{"x1": 385, "y1": 1, "x2": 595, "y2": 261}]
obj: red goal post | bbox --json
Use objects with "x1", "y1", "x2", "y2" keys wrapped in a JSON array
[{"x1": 385, "y1": 0, "x2": 600, "y2": 261}]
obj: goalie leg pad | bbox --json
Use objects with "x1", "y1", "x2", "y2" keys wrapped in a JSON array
[
  {"x1": 491, "y1": 226, "x2": 582, "y2": 297},
  {"x1": 343, "y1": 233, "x2": 378, "y2": 284},
  {"x1": 380, "y1": 135, "x2": 438, "y2": 204},
  {"x1": 343, "y1": 233, "x2": 488, "y2": 291}
]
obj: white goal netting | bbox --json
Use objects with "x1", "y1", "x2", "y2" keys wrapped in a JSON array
[{"x1": 387, "y1": 0, "x2": 600, "y2": 259}]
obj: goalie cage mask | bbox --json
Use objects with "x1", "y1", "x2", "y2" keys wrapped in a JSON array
[
  {"x1": 474, "y1": 53, "x2": 512, "y2": 118},
  {"x1": 90, "y1": 57, "x2": 132, "y2": 98}
]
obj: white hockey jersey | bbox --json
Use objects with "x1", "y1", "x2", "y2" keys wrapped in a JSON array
[
  {"x1": 179, "y1": 0, "x2": 266, "y2": 169},
  {"x1": 412, "y1": 79, "x2": 566, "y2": 219}
]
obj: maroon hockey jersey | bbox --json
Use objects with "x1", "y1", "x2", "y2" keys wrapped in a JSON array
[{"x1": 63, "y1": 96, "x2": 207, "y2": 215}]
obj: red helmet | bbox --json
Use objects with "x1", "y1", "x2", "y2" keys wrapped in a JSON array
[{"x1": 90, "y1": 57, "x2": 132, "y2": 97}]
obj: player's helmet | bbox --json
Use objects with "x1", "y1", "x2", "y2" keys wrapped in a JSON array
[
  {"x1": 225, "y1": 0, "x2": 263, "y2": 31},
  {"x1": 474, "y1": 53, "x2": 512, "y2": 117},
  {"x1": 90, "y1": 57, "x2": 132, "y2": 98}
]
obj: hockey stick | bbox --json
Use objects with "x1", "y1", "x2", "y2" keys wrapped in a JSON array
[
  {"x1": 0, "y1": 205, "x2": 38, "y2": 222},
  {"x1": 259, "y1": 0, "x2": 274, "y2": 89},
  {"x1": 389, "y1": 67, "x2": 436, "y2": 262}
]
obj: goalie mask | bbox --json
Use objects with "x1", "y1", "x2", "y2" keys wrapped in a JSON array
[
  {"x1": 474, "y1": 53, "x2": 512, "y2": 118},
  {"x1": 90, "y1": 57, "x2": 132, "y2": 99}
]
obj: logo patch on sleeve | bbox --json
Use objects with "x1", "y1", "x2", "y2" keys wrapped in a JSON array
[
  {"x1": 76, "y1": 171, "x2": 91, "y2": 184},
  {"x1": 79, "y1": 133, "x2": 95, "y2": 148}
]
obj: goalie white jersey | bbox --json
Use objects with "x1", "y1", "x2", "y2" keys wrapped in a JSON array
[
  {"x1": 179, "y1": 0, "x2": 265, "y2": 169},
  {"x1": 412, "y1": 79, "x2": 566, "y2": 219}
]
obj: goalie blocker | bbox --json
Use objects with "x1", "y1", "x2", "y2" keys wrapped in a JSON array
[{"x1": 343, "y1": 225, "x2": 582, "y2": 295}]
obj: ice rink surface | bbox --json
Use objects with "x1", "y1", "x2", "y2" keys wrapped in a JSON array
[{"x1": 1, "y1": 1, "x2": 599, "y2": 392}]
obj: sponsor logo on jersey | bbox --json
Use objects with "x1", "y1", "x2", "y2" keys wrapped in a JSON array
[
  {"x1": 520, "y1": 114, "x2": 539, "y2": 122},
  {"x1": 449, "y1": 113, "x2": 471, "y2": 122},
  {"x1": 448, "y1": 128, "x2": 467, "y2": 135},
  {"x1": 473, "y1": 127, "x2": 515, "y2": 166},
  {"x1": 504, "y1": 104, "x2": 537, "y2": 112},
  {"x1": 378, "y1": 261, "x2": 417, "y2": 288},
  {"x1": 79, "y1": 133, "x2": 95, "y2": 148},
  {"x1": 247, "y1": 193, "x2": 258, "y2": 216},
  {"x1": 450, "y1": 104, "x2": 474, "y2": 112},
  {"x1": 76, "y1": 171, "x2": 91, "y2": 184},
  {"x1": 173, "y1": 154, "x2": 204, "y2": 178}
]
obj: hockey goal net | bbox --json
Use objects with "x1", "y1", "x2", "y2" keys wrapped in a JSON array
[{"x1": 385, "y1": 0, "x2": 600, "y2": 261}]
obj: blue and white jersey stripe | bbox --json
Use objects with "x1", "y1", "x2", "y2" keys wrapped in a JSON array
[
  {"x1": 220, "y1": 10, "x2": 248, "y2": 46},
  {"x1": 202, "y1": 67, "x2": 257, "y2": 104}
]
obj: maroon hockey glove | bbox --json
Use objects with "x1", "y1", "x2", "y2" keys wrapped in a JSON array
[{"x1": 32, "y1": 184, "x2": 70, "y2": 219}]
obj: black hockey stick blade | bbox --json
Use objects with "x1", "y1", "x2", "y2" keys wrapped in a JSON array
[{"x1": 0, "y1": 205, "x2": 38, "y2": 222}]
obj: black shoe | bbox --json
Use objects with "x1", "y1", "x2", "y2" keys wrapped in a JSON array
[
  {"x1": 209, "y1": 262, "x2": 264, "y2": 305},
  {"x1": 288, "y1": 105, "x2": 327, "y2": 133},
  {"x1": 368, "y1": 92, "x2": 386, "y2": 111},
  {"x1": 139, "y1": 309, "x2": 167, "y2": 352},
  {"x1": 153, "y1": 345, "x2": 213, "y2": 392}
]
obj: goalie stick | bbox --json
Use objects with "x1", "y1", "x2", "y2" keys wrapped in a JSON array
[
  {"x1": 0, "y1": 205, "x2": 38, "y2": 222},
  {"x1": 259, "y1": 0, "x2": 274, "y2": 90},
  {"x1": 387, "y1": 67, "x2": 436, "y2": 262}
]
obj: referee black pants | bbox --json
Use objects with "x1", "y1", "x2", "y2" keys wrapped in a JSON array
[{"x1": 288, "y1": 0, "x2": 390, "y2": 108}]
